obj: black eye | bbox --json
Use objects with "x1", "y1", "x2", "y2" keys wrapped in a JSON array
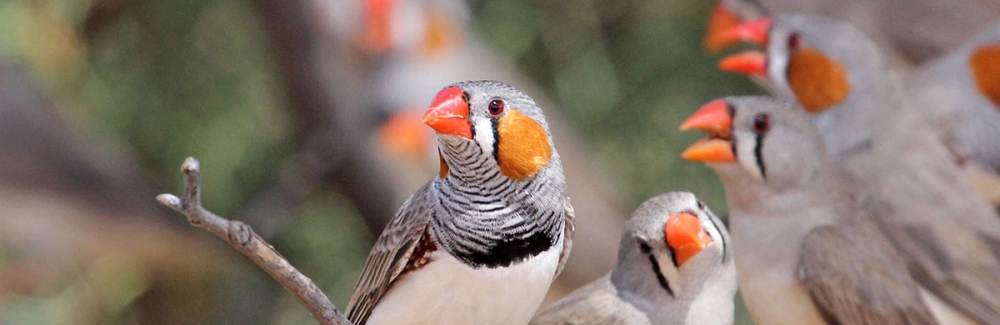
[
  {"x1": 788, "y1": 33, "x2": 801, "y2": 51},
  {"x1": 638, "y1": 241, "x2": 651, "y2": 254},
  {"x1": 488, "y1": 99, "x2": 505, "y2": 115},
  {"x1": 753, "y1": 113, "x2": 771, "y2": 133},
  {"x1": 697, "y1": 201, "x2": 706, "y2": 211}
]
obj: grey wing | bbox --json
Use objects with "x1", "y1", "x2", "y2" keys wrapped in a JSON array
[
  {"x1": 345, "y1": 183, "x2": 435, "y2": 324},
  {"x1": 554, "y1": 198, "x2": 576, "y2": 278},
  {"x1": 529, "y1": 275, "x2": 651, "y2": 325},
  {"x1": 892, "y1": 221, "x2": 1000, "y2": 325},
  {"x1": 859, "y1": 114, "x2": 1000, "y2": 324},
  {"x1": 799, "y1": 221, "x2": 938, "y2": 325}
]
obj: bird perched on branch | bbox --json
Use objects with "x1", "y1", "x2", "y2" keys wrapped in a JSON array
[
  {"x1": 347, "y1": 0, "x2": 626, "y2": 298},
  {"x1": 345, "y1": 80, "x2": 575, "y2": 325},
  {"x1": 714, "y1": 15, "x2": 1000, "y2": 324},
  {"x1": 682, "y1": 96, "x2": 938, "y2": 325},
  {"x1": 530, "y1": 191, "x2": 735, "y2": 325}
]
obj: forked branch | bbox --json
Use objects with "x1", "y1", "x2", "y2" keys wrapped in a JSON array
[{"x1": 156, "y1": 157, "x2": 352, "y2": 325}]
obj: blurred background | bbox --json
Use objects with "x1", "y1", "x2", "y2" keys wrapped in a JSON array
[{"x1": 0, "y1": 0, "x2": 766, "y2": 323}]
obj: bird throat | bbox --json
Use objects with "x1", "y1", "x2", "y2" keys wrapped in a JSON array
[
  {"x1": 438, "y1": 151, "x2": 449, "y2": 179},
  {"x1": 970, "y1": 45, "x2": 1000, "y2": 108},
  {"x1": 497, "y1": 110, "x2": 552, "y2": 181},
  {"x1": 786, "y1": 48, "x2": 851, "y2": 113}
]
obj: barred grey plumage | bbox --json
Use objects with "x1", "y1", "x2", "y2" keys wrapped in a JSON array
[
  {"x1": 759, "y1": 15, "x2": 1000, "y2": 324},
  {"x1": 346, "y1": 80, "x2": 574, "y2": 325},
  {"x1": 530, "y1": 191, "x2": 736, "y2": 325}
]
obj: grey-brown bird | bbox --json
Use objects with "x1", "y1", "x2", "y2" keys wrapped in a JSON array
[
  {"x1": 717, "y1": 15, "x2": 1000, "y2": 324},
  {"x1": 682, "y1": 96, "x2": 938, "y2": 325},
  {"x1": 704, "y1": 0, "x2": 1000, "y2": 65},
  {"x1": 530, "y1": 191, "x2": 736, "y2": 325},
  {"x1": 905, "y1": 24, "x2": 1000, "y2": 197},
  {"x1": 345, "y1": 80, "x2": 575, "y2": 325}
]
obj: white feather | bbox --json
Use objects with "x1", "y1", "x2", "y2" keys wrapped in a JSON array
[{"x1": 366, "y1": 235, "x2": 563, "y2": 325}]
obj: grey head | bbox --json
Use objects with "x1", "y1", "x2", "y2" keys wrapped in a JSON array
[
  {"x1": 429, "y1": 80, "x2": 563, "y2": 184},
  {"x1": 911, "y1": 24, "x2": 1000, "y2": 171},
  {"x1": 720, "y1": 97, "x2": 828, "y2": 194},
  {"x1": 681, "y1": 96, "x2": 845, "y2": 211},
  {"x1": 764, "y1": 14, "x2": 903, "y2": 157},
  {"x1": 422, "y1": 80, "x2": 568, "y2": 269},
  {"x1": 611, "y1": 191, "x2": 736, "y2": 325}
]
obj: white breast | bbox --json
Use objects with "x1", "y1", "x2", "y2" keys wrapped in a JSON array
[{"x1": 365, "y1": 235, "x2": 563, "y2": 325}]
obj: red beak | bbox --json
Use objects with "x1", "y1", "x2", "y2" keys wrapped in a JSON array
[
  {"x1": 423, "y1": 86, "x2": 472, "y2": 138},
  {"x1": 704, "y1": 3, "x2": 745, "y2": 52},
  {"x1": 665, "y1": 212, "x2": 713, "y2": 266},
  {"x1": 718, "y1": 50, "x2": 768, "y2": 77},
  {"x1": 729, "y1": 17, "x2": 772, "y2": 46},
  {"x1": 680, "y1": 100, "x2": 736, "y2": 163}
]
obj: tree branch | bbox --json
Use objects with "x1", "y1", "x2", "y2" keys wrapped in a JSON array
[{"x1": 156, "y1": 157, "x2": 352, "y2": 325}]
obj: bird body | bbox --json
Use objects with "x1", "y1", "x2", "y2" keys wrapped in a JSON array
[
  {"x1": 532, "y1": 275, "x2": 652, "y2": 325},
  {"x1": 707, "y1": 0, "x2": 1000, "y2": 66},
  {"x1": 682, "y1": 97, "x2": 938, "y2": 325},
  {"x1": 346, "y1": 80, "x2": 574, "y2": 325},
  {"x1": 716, "y1": 15, "x2": 1000, "y2": 324},
  {"x1": 367, "y1": 231, "x2": 563, "y2": 325},
  {"x1": 531, "y1": 192, "x2": 736, "y2": 325},
  {"x1": 906, "y1": 24, "x2": 1000, "y2": 175},
  {"x1": 352, "y1": 0, "x2": 625, "y2": 295}
]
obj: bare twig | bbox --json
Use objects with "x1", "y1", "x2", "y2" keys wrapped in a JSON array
[{"x1": 156, "y1": 157, "x2": 352, "y2": 325}]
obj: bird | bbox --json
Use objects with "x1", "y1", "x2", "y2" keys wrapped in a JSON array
[
  {"x1": 344, "y1": 80, "x2": 576, "y2": 325},
  {"x1": 715, "y1": 14, "x2": 1000, "y2": 324},
  {"x1": 681, "y1": 96, "x2": 939, "y2": 325},
  {"x1": 703, "y1": 0, "x2": 1000, "y2": 66},
  {"x1": 529, "y1": 191, "x2": 736, "y2": 325},
  {"x1": 904, "y1": 24, "x2": 1000, "y2": 203},
  {"x1": 346, "y1": 0, "x2": 626, "y2": 297}
]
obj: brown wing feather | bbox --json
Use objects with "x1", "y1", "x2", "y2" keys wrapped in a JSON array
[
  {"x1": 345, "y1": 183, "x2": 435, "y2": 324},
  {"x1": 554, "y1": 198, "x2": 576, "y2": 278},
  {"x1": 847, "y1": 123, "x2": 1000, "y2": 324},
  {"x1": 529, "y1": 275, "x2": 650, "y2": 325},
  {"x1": 799, "y1": 218, "x2": 938, "y2": 325},
  {"x1": 891, "y1": 222, "x2": 1000, "y2": 324}
]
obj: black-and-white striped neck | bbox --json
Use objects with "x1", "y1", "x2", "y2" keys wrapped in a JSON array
[{"x1": 430, "y1": 136, "x2": 566, "y2": 269}]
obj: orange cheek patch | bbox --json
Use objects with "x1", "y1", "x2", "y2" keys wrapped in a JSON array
[
  {"x1": 787, "y1": 48, "x2": 851, "y2": 113},
  {"x1": 970, "y1": 45, "x2": 1000, "y2": 108},
  {"x1": 497, "y1": 110, "x2": 552, "y2": 181}
]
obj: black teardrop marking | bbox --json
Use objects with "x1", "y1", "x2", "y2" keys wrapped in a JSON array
[
  {"x1": 491, "y1": 117, "x2": 500, "y2": 162},
  {"x1": 754, "y1": 133, "x2": 767, "y2": 180},
  {"x1": 707, "y1": 215, "x2": 728, "y2": 263},
  {"x1": 648, "y1": 253, "x2": 675, "y2": 297},
  {"x1": 667, "y1": 245, "x2": 680, "y2": 268}
]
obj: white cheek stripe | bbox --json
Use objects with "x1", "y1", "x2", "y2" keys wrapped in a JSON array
[
  {"x1": 473, "y1": 118, "x2": 496, "y2": 157},
  {"x1": 736, "y1": 133, "x2": 765, "y2": 181},
  {"x1": 657, "y1": 250, "x2": 682, "y2": 296}
]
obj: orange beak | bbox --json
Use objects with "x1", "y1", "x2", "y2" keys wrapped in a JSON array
[
  {"x1": 665, "y1": 212, "x2": 713, "y2": 266},
  {"x1": 680, "y1": 100, "x2": 736, "y2": 162},
  {"x1": 704, "y1": 3, "x2": 745, "y2": 52},
  {"x1": 718, "y1": 50, "x2": 768, "y2": 77},
  {"x1": 714, "y1": 17, "x2": 772, "y2": 47},
  {"x1": 423, "y1": 86, "x2": 472, "y2": 138},
  {"x1": 358, "y1": 0, "x2": 396, "y2": 54}
]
